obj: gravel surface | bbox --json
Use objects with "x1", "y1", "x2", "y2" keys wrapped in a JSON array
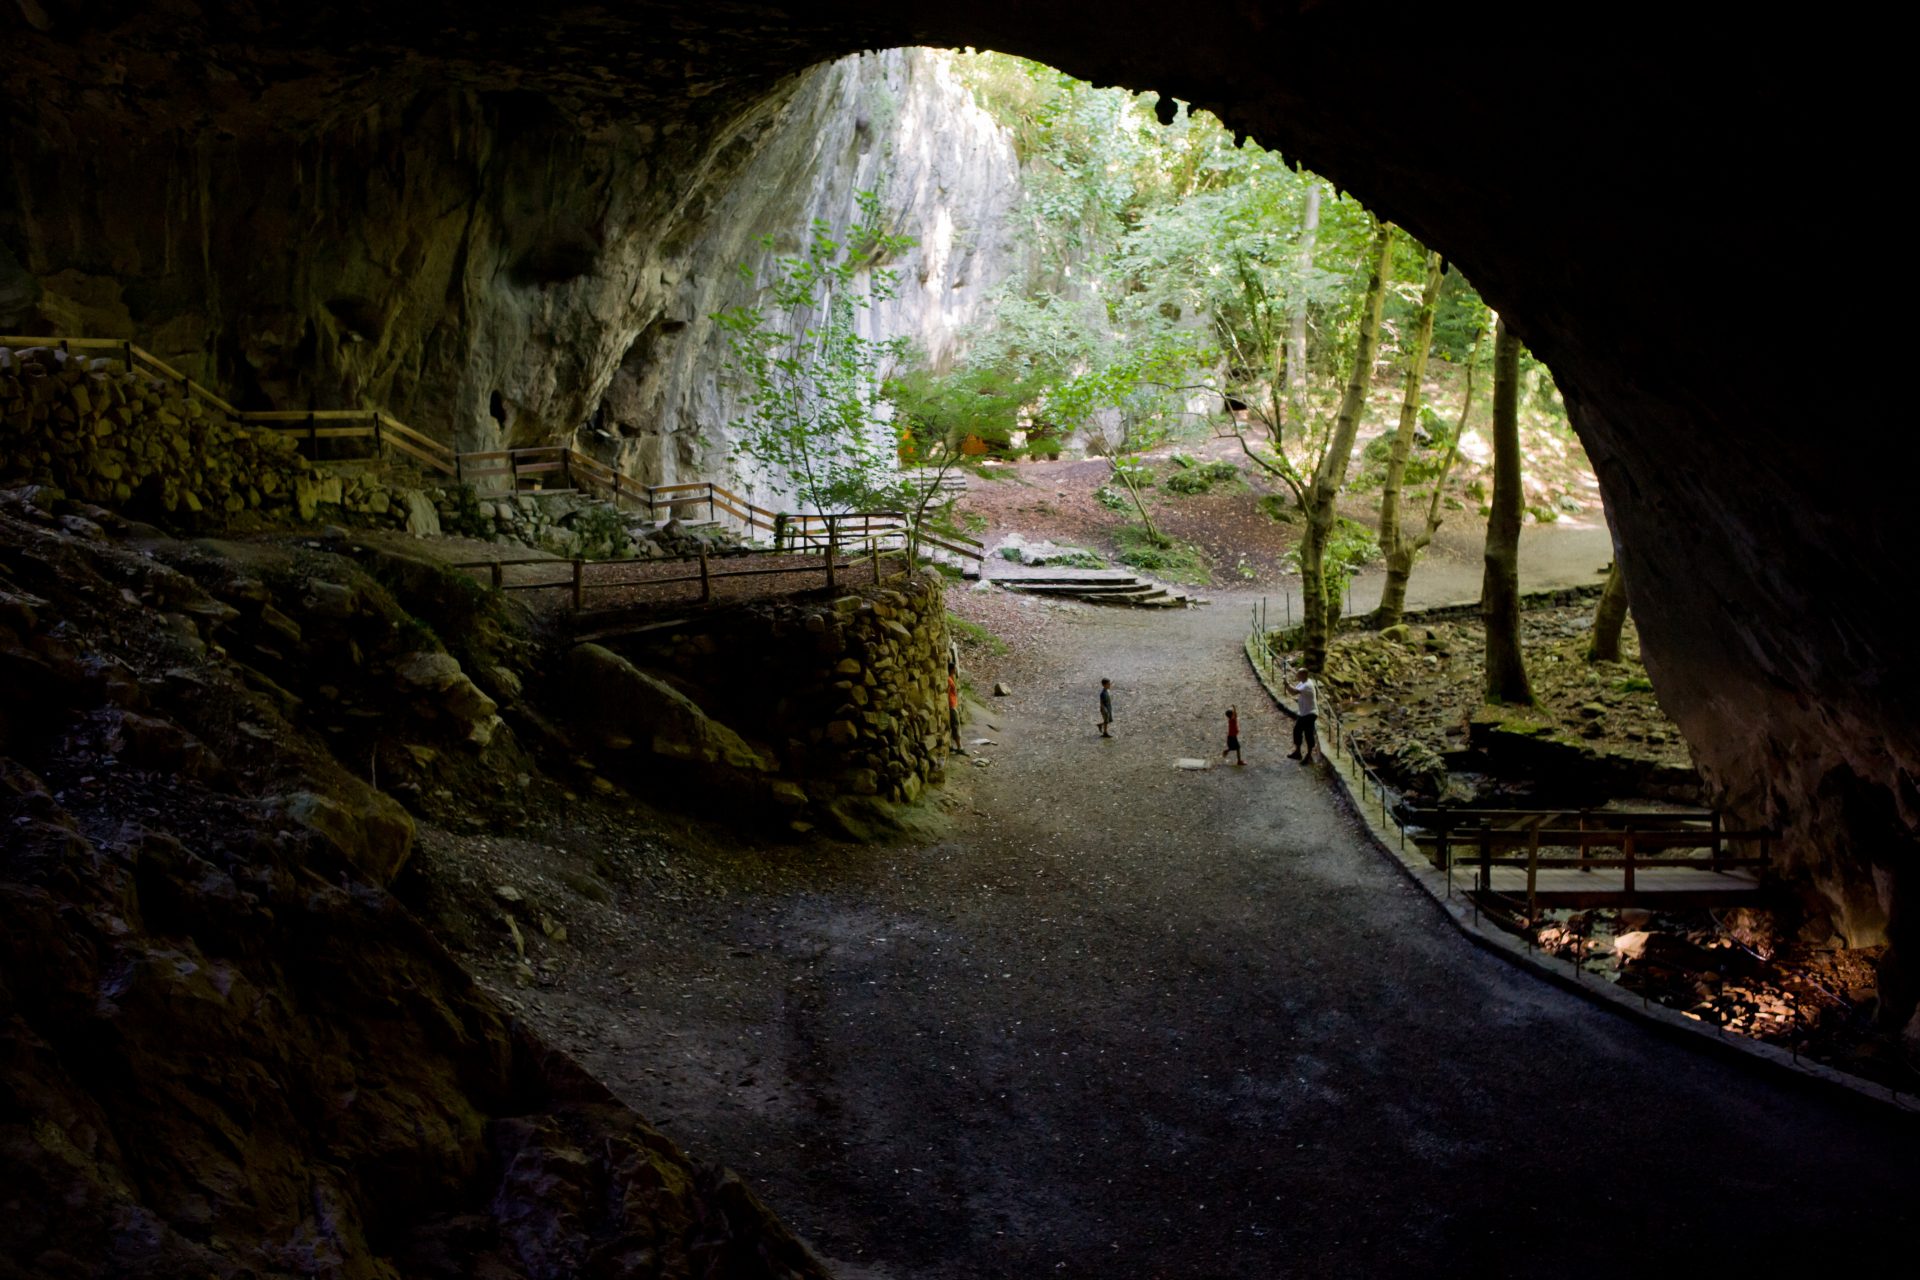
[{"x1": 426, "y1": 586, "x2": 1918, "y2": 1278}]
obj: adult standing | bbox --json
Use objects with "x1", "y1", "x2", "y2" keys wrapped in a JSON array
[{"x1": 1287, "y1": 667, "x2": 1319, "y2": 764}]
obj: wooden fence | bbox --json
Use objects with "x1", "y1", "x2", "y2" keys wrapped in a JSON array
[
  {"x1": 5, "y1": 334, "x2": 985, "y2": 572},
  {"x1": 1407, "y1": 806, "x2": 1772, "y2": 900},
  {"x1": 451, "y1": 533, "x2": 905, "y2": 611},
  {"x1": 2, "y1": 334, "x2": 461, "y2": 478}
]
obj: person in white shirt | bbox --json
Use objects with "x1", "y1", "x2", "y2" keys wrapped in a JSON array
[{"x1": 1286, "y1": 666, "x2": 1319, "y2": 764}]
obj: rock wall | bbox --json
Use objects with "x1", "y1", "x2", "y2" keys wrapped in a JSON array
[
  {"x1": 0, "y1": 485, "x2": 829, "y2": 1277},
  {"x1": 587, "y1": 567, "x2": 953, "y2": 836},
  {"x1": 591, "y1": 50, "x2": 1020, "y2": 496},
  {"x1": 1, "y1": 47, "x2": 1016, "y2": 500}
]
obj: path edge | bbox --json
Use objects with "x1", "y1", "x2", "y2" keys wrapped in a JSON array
[{"x1": 1242, "y1": 633, "x2": 1920, "y2": 1119}]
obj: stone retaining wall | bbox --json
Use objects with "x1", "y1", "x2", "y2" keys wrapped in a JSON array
[
  {"x1": 614, "y1": 567, "x2": 951, "y2": 822},
  {"x1": 0, "y1": 344, "x2": 447, "y2": 533}
]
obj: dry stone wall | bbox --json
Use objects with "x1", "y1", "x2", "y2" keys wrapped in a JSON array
[{"x1": 611, "y1": 567, "x2": 952, "y2": 834}]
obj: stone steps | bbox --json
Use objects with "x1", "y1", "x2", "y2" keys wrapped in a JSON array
[{"x1": 994, "y1": 571, "x2": 1206, "y2": 608}]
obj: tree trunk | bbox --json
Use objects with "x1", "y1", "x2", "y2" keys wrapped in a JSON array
[
  {"x1": 1481, "y1": 319, "x2": 1534, "y2": 704},
  {"x1": 1285, "y1": 181, "x2": 1321, "y2": 427},
  {"x1": 1298, "y1": 219, "x2": 1394, "y2": 672},
  {"x1": 1588, "y1": 556, "x2": 1629, "y2": 661},
  {"x1": 1372, "y1": 249, "x2": 1444, "y2": 629}
]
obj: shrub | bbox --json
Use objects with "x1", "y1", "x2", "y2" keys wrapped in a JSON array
[{"x1": 1165, "y1": 460, "x2": 1239, "y2": 495}]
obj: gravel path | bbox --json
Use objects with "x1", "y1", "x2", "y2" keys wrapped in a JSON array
[{"x1": 496, "y1": 589, "x2": 1918, "y2": 1278}]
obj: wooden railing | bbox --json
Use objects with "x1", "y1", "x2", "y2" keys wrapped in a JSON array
[
  {"x1": 5, "y1": 334, "x2": 981, "y2": 569},
  {"x1": 2, "y1": 334, "x2": 460, "y2": 477},
  {"x1": 450, "y1": 532, "x2": 905, "y2": 611}
]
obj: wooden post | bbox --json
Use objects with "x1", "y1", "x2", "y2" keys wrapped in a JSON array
[
  {"x1": 563, "y1": 451, "x2": 573, "y2": 491},
  {"x1": 371, "y1": 413, "x2": 383, "y2": 460},
  {"x1": 825, "y1": 520, "x2": 838, "y2": 590},
  {"x1": 455, "y1": 452, "x2": 465, "y2": 484},
  {"x1": 1623, "y1": 831, "x2": 1636, "y2": 895},
  {"x1": 572, "y1": 558, "x2": 584, "y2": 611},
  {"x1": 1527, "y1": 823, "x2": 1541, "y2": 917},
  {"x1": 1479, "y1": 826, "x2": 1492, "y2": 893},
  {"x1": 646, "y1": 486, "x2": 657, "y2": 521},
  {"x1": 699, "y1": 547, "x2": 712, "y2": 603},
  {"x1": 307, "y1": 408, "x2": 318, "y2": 459},
  {"x1": 490, "y1": 561, "x2": 503, "y2": 590},
  {"x1": 871, "y1": 538, "x2": 880, "y2": 583},
  {"x1": 1435, "y1": 822, "x2": 1450, "y2": 872},
  {"x1": 612, "y1": 471, "x2": 621, "y2": 505},
  {"x1": 1710, "y1": 811, "x2": 1723, "y2": 872},
  {"x1": 124, "y1": 340, "x2": 135, "y2": 377},
  {"x1": 708, "y1": 485, "x2": 715, "y2": 522}
]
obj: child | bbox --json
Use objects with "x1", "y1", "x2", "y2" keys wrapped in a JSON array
[
  {"x1": 1098, "y1": 678, "x2": 1114, "y2": 738},
  {"x1": 1221, "y1": 706, "x2": 1244, "y2": 765},
  {"x1": 947, "y1": 662, "x2": 963, "y2": 752}
]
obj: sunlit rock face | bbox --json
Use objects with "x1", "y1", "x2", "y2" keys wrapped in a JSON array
[
  {"x1": 591, "y1": 49, "x2": 1020, "y2": 494},
  {"x1": 1, "y1": 2, "x2": 1910, "y2": 994}
]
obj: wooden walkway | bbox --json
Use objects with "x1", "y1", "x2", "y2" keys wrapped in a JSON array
[
  {"x1": 1473, "y1": 862, "x2": 1763, "y2": 908},
  {"x1": 1403, "y1": 806, "x2": 1771, "y2": 912}
]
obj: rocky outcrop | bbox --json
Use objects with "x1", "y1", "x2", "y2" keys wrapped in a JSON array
[
  {"x1": 591, "y1": 50, "x2": 1019, "y2": 494},
  {"x1": 0, "y1": 485, "x2": 829, "y2": 1278},
  {"x1": 587, "y1": 568, "x2": 954, "y2": 836},
  {"x1": 0, "y1": 46, "x2": 1015, "y2": 501}
]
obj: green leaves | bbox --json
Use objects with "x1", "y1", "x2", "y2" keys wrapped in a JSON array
[{"x1": 719, "y1": 192, "x2": 916, "y2": 513}]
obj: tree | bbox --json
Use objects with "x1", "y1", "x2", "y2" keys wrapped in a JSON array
[
  {"x1": 1482, "y1": 319, "x2": 1534, "y2": 704},
  {"x1": 717, "y1": 192, "x2": 915, "y2": 514},
  {"x1": 1588, "y1": 554, "x2": 1630, "y2": 661},
  {"x1": 1285, "y1": 179, "x2": 1321, "y2": 426},
  {"x1": 885, "y1": 361, "x2": 1037, "y2": 551},
  {"x1": 1372, "y1": 332, "x2": 1480, "y2": 629},
  {"x1": 1293, "y1": 219, "x2": 1395, "y2": 670},
  {"x1": 1372, "y1": 249, "x2": 1445, "y2": 628}
]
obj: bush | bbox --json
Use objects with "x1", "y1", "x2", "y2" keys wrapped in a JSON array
[
  {"x1": 1304, "y1": 516, "x2": 1379, "y2": 612},
  {"x1": 1259, "y1": 493, "x2": 1298, "y2": 523},
  {"x1": 570, "y1": 503, "x2": 632, "y2": 559},
  {"x1": 1095, "y1": 485, "x2": 1130, "y2": 512},
  {"x1": 1164, "y1": 460, "x2": 1239, "y2": 495}
]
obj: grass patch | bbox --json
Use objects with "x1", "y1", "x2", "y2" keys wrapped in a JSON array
[
  {"x1": 947, "y1": 612, "x2": 1008, "y2": 656},
  {"x1": 1114, "y1": 525, "x2": 1211, "y2": 584}
]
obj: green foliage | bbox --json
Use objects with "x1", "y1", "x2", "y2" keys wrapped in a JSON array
[
  {"x1": 1303, "y1": 516, "x2": 1379, "y2": 610},
  {"x1": 1115, "y1": 524, "x2": 1211, "y2": 583},
  {"x1": 1614, "y1": 675, "x2": 1655, "y2": 693},
  {"x1": 718, "y1": 191, "x2": 916, "y2": 512},
  {"x1": 886, "y1": 360, "x2": 1040, "y2": 461},
  {"x1": 1259, "y1": 493, "x2": 1298, "y2": 523},
  {"x1": 1164, "y1": 460, "x2": 1239, "y2": 495},
  {"x1": 570, "y1": 504, "x2": 631, "y2": 559},
  {"x1": 1095, "y1": 485, "x2": 1130, "y2": 513},
  {"x1": 947, "y1": 612, "x2": 1008, "y2": 656}
]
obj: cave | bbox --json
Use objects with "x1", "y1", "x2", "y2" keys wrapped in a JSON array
[{"x1": 2, "y1": 2, "x2": 1911, "y2": 1275}]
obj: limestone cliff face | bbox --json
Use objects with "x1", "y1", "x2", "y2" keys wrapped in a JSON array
[
  {"x1": 590, "y1": 49, "x2": 1019, "y2": 494},
  {"x1": 0, "y1": 49, "x2": 1015, "y2": 497}
]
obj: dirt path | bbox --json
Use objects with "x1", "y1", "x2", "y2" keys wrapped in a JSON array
[{"x1": 486, "y1": 590, "x2": 1916, "y2": 1278}]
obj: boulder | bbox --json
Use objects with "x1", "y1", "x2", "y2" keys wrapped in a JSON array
[
  {"x1": 266, "y1": 786, "x2": 415, "y2": 885},
  {"x1": 400, "y1": 488, "x2": 442, "y2": 536},
  {"x1": 394, "y1": 650, "x2": 502, "y2": 747},
  {"x1": 567, "y1": 643, "x2": 772, "y2": 773}
]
